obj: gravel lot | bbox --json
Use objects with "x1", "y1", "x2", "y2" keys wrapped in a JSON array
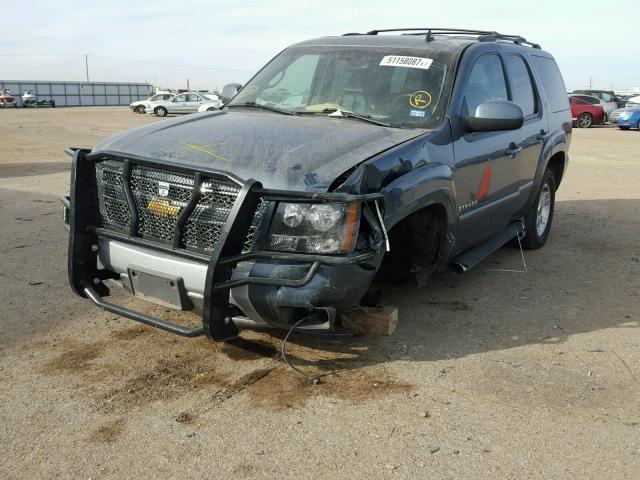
[{"x1": 1, "y1": 107, "x2": 638, "y2": 479}]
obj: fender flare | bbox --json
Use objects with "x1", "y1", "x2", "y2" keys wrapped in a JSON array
[
  {"x1": 526, "y1": 129, "x2": 569, "y2": 209},
  {"x1": 380, "y1": 162, "x2": 457, "y2": 231}
]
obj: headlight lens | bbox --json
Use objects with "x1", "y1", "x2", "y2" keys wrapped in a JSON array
[
  {"x1": 306, "y1": 204, "x2": 342, "y2": 231},
  {"x1": 282, "y1": 203, "x2": 304, "y2": 227},
  {"x1": 267, "y1": 202, "x2": 359, "y2": 254}
]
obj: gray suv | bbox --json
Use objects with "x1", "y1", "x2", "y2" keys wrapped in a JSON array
[{"x1": 63, "y1": 28, "x2": 571, "y2": 341}]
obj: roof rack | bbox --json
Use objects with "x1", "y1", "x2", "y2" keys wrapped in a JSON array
[{"x1": 344, "y1": 28, "x2": 541, "y2": 49}]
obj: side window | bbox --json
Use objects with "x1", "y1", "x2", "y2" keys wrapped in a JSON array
[
  {"x1": 503, "y1": 55, "x2": 537, "y2": 116},
  {"x1": 187, "y1": 94, "x2": 201, "y2": 102},
  {"x1": 464, "y1": 54, "x2": 508, "y2": 114},
  {"x1": 600, "y1": 92, "x2": 614, "y2": 102},
  {"x1": 578, "y1": 95, "x2": 598, "y2": 104},
  {"x1": 531, "y1": 56, "x2": 569, "y2": 112},
  {"x1": 173, "y1": 94, "x2": 187, "y2": 102}
]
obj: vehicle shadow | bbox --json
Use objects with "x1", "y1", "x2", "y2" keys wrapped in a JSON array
[{"x1": 226, "y1": 197, "x2": 640, "y2": 374}]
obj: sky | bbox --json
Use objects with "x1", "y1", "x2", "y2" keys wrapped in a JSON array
[{"x1": 1, "y1": 0, "x2": 638, "y2": 93}]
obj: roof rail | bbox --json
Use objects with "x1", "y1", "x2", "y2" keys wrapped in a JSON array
[{"x1": 344, "y1": 28, "x2": 541, "y2": 49}]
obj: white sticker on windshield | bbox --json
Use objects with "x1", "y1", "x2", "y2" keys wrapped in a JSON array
[{"x1": 379, "y1": 55, "x2": 433, "y2": 70}]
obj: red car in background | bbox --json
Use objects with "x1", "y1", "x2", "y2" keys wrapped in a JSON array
[
  {"x1": 0, "y1": 89, "x2": 17, "y2": 108},
  {"x1": 569, "y1": 95, "x2": 606, "y2": 128}
]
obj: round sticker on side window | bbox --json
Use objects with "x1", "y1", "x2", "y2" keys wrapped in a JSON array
[{"x1": 409, "y1": 91, "x2": 432, "y2": 109}]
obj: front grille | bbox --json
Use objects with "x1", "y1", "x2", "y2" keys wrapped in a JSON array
[{"x1": 94, "y1": 158, "x2": 264, "y2": 255}]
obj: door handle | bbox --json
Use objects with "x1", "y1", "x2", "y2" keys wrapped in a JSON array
[{"x1": 505, "y1": 142, "x2": 523, "y2": 157}]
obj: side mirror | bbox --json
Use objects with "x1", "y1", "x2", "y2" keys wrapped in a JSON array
[
  {"x1": 465, "y1": 100, "x2": 524, "y2": 132},
  {"x1": 220, "y1": 83, "x2": 243, "y2": 104}
]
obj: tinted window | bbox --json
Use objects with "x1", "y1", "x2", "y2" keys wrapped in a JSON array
[
  {"x1": 465, "y1": 54, "x2": 508, "y2": 113},
  {"x1": 531, "y1": 56, "x2": 569, "y2": 112},
  {"x1": 504, "y1": 55, "x2": 536, "y2": 116},
  {"x1": 600, "y1": 91, "x2": 614, "y2": 102},
  {"x1": 576, "y1": 95, "x2": 599, "y2": 104}
]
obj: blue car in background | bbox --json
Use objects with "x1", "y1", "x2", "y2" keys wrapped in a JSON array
[{"x1": 617, "y1": 107, "x2": 640, "y2": 130}]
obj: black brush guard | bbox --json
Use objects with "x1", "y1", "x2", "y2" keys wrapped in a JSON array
[{"x1": 65, "y1": 148, "x2": 385, "y2": 341}]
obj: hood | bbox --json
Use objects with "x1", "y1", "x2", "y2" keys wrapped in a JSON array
[{"x1": 94, "y1": 109, "x2": 425, "y2": 190}]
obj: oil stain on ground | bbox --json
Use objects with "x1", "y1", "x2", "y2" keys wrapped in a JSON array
[
  {"x1": 87, "y1": 418, "x2": 125, "y2": 444},
  {"x1": 40, "y1": 342, "x2": 105, "y2": 374},
  {"x1": 34, "y1": 326, "x2": 414, "y2": 414}
]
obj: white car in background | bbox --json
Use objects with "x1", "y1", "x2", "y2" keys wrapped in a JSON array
[
  {"x1": 626, "y1": 95, "x2": 640, "y2": 108},
  {"x1": 129, "y1": 93, "x2": 174, "y2": 113},
  {"x1": 150, "y1": 92, "x2": 218, "y2": 116},
  {"x1": 197, "y1": 93, "x2": 223, "y2": 112}
]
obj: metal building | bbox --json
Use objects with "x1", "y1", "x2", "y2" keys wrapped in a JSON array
[{"x1": 0, "y1": 80, "x2": 153, "y2": 107}]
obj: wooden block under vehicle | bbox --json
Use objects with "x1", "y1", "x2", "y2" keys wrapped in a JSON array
[{"x1": 340, "y1": 306, "x2": 398, "y2": 336}]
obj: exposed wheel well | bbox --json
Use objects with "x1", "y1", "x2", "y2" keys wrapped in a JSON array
[
  {"x1": 377, "y1": 203, "x2": 448, "y2": 281},
  {"x1": 547, "y1": 152, "x2": 565, "y2": 190}
]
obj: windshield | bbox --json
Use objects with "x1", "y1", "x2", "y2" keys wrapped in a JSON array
[{"x1": 228, "y1": 46, "x2": 455, "y2": 129}]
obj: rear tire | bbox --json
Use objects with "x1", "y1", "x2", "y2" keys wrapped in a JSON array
[
  {"x1": 135, "y1": 105, "x2": 145, "y2": 114},
  {"x1": 522, "y1": 169, "x2": 556, "y2": 249},
  {"x1": 577, "y1": 113, "x2": 592, "y2": 128},
  {"x1": 155, "y1": 106, "x2": 167, "y2": 117}
]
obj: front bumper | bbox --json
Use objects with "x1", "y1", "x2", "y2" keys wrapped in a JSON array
[{"x1": 64, "y1": 148, "x2": 386, "y2": 341}]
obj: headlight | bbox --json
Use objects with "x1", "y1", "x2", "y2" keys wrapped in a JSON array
[{"x1": 267, "y1": 202, "x2": 360, "y2": 254}]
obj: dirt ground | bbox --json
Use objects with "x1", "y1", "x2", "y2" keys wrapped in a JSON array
[{"x1": 0, "y1": 107, "x2": 638, "y2": 479}]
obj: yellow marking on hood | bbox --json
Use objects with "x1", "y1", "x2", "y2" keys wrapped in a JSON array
[{"x1": 179, "y1": 141, "x2": 231, "y2": 162}]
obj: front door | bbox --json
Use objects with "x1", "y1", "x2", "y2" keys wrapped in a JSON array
[
  {"x1": 169, "y1": 94, "x2": 188, "y2": 113},
  {"x1": 453, "y1": 53, "x2": 522, "y2": 248}
]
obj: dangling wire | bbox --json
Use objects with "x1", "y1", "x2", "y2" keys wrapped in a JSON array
[
  {"x1": 281, "y1": 318, "x2": 321, "y2": 385},
  {"x1": 516, "y1": 231, "x2": 528, "y2": 271}
]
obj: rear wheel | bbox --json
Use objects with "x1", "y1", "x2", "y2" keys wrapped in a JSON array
[
  {"x1": 155, "y1": 106, "x2": 167, "y2": 117},
  {"x1": 619, "y1": 126, "x2": 630, "y2": 130},
  {"x1": 521, "y1": 169, "x2": 556, "y2": 249},
  {"x1": 135, "y1": 105, "x2": 145, "y2": 114},
  {"x1": 577, "y1": 113, "x2": 592, "y2": 128}
]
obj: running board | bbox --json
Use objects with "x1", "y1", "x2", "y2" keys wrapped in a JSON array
[{"x1": 452, "y1": 222, "x2": 524, "y2": 273}]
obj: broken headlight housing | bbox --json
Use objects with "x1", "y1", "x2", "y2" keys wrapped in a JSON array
[{"x1": 267, "y1": 202, "x2": 360, "y2": 254}]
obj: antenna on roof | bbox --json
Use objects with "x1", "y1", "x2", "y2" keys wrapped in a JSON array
[{"x1": 425, "y1": 29, "x2": 434, "y2": 42}]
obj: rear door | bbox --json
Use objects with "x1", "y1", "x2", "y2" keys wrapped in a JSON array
[
  {"x1": 185, "y1": 94, "x2": 204, "y2": 112},
  {"x1": 454, "y1": 53, "x2": 523, "y2": 247},
  {"x1": 500, "y1": 53, "x2": 545, "y2": 214}
]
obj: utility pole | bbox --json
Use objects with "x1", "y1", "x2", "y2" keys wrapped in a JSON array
[
  {"x1": 187, "y1": 78, "x2": 190, "y2": 91},
  {"x1": 588, "y1": 76, "x2": 593, "y2": 90},
  {"x1": 84, "y1": 54, "x2": 89, "y2": 82}
]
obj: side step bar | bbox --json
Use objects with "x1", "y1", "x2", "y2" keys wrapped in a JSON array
[{"x1": 452, "y1": 222, "x2": 524, "y2": 273}]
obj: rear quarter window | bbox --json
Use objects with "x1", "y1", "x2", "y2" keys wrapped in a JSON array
[{"x1": 531, "y1": 56, "x2": 569, "y2": 113}]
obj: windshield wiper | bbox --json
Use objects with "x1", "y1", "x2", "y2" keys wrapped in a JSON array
[
  {"x1": 297, "y1": 108, "x2": 393, "y2": 127},
  {"x1": 227, "y1": 102, "x2": 297, "y2": 116}
]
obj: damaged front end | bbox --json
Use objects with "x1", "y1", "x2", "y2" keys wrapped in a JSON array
[{"x1": 63, "y1": 148, "x2": 388, "y2": 341}]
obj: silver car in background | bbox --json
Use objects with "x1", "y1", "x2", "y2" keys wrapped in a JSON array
[
  {"x1": 150, "y1": 92, "x2": 215, "y2": 116},
  {"x1": 129, "y1": 93, "x2": 174, "y2": 114}
]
